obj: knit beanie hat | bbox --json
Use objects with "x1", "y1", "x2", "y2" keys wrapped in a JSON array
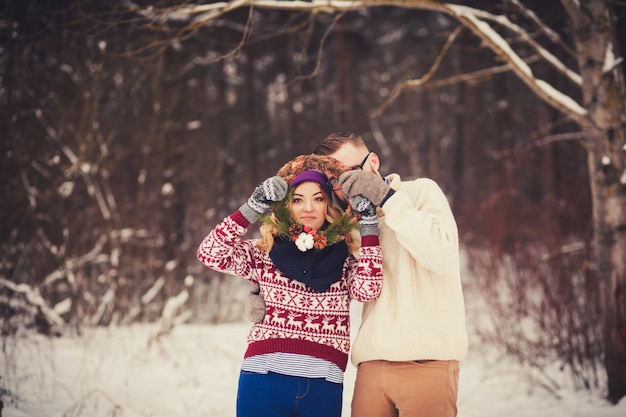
[
  {"x1": 276, "y1": 154, "x2": 354, "y2": 210},
  {"x1": 289, "y1": 169, "x2": 333, "y2": 198}
]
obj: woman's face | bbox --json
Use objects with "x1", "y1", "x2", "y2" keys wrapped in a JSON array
[{"x1": 291, "y1": 182, "x2": 327, "y2": 231}]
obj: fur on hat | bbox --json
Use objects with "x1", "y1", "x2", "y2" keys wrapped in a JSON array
[{"x1": 276, "y1": 154, "x2": 352, "y2": 184}]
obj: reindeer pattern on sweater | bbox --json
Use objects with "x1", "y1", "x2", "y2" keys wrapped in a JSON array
[{"x1": 197, "y1": 212, "x2": 383, "y2": 370}]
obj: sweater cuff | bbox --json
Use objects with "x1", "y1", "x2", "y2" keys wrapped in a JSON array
[
  {"x1": 239, "y1": 203, "x2": 261, "y2": 223},
  {"x1": 360, "y1": 225, "x2": 379, "y2": 237},
  {"x1": 361, "y1": 235, "x2": 379, "y2": 247},
  {"x1": 231, "y1": 210, "x2": 251, "y2": 228}
]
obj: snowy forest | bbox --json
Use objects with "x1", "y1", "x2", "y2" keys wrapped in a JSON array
[{"x1": 1, "y1": 0, "x2": 626, "y2": 413}]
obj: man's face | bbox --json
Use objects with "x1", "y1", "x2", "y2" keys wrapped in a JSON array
[
  {"x1": 328, "y1": 143, "x2": 370, "y2": 170},
  {"x1": 327, "y1": 143, "x2": 373, "y2": 204}
]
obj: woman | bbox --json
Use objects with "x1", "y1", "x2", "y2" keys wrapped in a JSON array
[{"x1": 197, "y1": 155, "x2": 383, "y2": 417}]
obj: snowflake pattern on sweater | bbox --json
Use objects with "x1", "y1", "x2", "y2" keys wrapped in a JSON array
[{"x1": 197, "y1": 212, "x2": 383, "y2": 371}]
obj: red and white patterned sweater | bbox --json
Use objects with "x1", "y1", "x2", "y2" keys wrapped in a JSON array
[{"x1": 197, "y1": 211, "x2": 383, "y2": 371}]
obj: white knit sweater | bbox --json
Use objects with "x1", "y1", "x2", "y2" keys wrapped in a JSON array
[{"x1": 350, "y1": 174, "x2": 468, "y2": 366}]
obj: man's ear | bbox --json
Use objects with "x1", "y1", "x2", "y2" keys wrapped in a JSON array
[{"x1": 369, "y1": 152, "x2": 381, "y2": 173}]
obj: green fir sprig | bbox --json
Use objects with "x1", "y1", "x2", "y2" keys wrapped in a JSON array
[{"x1": 260, "y1": 188, "x2": 358, "y2": 251}]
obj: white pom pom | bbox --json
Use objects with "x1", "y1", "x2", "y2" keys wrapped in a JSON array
[{"x1": 295, "y1": 232, "x2": 314, "y2": 252}]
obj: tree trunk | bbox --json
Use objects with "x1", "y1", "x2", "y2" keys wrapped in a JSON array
[
  {"x1": 587, "y1": 133, "x2": 626, "y2": 403},
  {"x1": 563, "y1": 0, "x2": 626, "y2": 403}
]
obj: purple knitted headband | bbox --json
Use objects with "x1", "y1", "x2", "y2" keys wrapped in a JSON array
[{"x1": 289, "y1": 169, "x2": 333, "y2": 198}]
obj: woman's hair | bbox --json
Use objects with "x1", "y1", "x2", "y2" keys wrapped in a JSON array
[{"x1": 257, "y1": 183, "x2": 358, "y2": 253}]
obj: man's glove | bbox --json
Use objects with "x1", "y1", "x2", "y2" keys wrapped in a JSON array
[
  {"x1": 240, "y1": 176, "x2": 288, "y2": 223},
  {"x1": 351, "y1": 195, "x2": 379, "y2": 237},
  {"x1": 338, "y1": 171, "x2": 394, "y2": 207},
  {"x1": 245, "y1": 282, "x2": 266, "y2": 322}
]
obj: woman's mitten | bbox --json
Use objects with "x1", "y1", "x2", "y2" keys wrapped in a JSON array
[
  {"x1": 240, "y1": 176, "x2": 288, "y2": 223},
  {"x1": 351, "y1": 195, "x2": 379, "y2": 237}
]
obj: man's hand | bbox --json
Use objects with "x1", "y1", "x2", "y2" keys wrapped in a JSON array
[
  {"x1": 245, "y1": 282, "x2": 266, "y2": 322},
  {"x1": 339, "y1": 171, "x2": 393, "y2": 207}
]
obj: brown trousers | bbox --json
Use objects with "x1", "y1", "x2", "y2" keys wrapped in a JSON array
[{"x1": 351, "y1": 360, "x2": 460, "y2": 417}]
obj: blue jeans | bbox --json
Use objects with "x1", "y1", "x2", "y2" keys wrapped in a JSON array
[{"x1": 236, "y1": 370, "x2": 343, "y2": 417}]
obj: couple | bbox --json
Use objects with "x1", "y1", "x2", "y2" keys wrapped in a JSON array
[{"x1": 196, "y1": 132, "x2": 468, "y2": 417}]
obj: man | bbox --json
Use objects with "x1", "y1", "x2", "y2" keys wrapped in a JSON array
[{"x1": 314, "y1": 131, "x2": 468, "y2": 417}]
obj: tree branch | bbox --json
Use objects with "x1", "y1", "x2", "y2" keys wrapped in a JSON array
[
  {"x1": 370, "y1": 25, "x2": 464, "y2": 118},
  {"x1": 508, "y1": 0, "x2": 577, "y2": 57},
  {"x1": 371, "y1": 56, "x2": 544, "y2": 118},
  {"x1": 290, "y1": 12, "x2": 344, "y2": 83},
  {"x1": 120, "y1": 0, "x2": 590, "y2": 124},
  {"x1": 466, "y1": 7, "x2": 581, "y2": 85},
  {"x1": 0, "y1": 277, "x2": 65, "y2": 333},
  {"x1": 446, "y1": 4, "x2": 588, "y2": 123}
]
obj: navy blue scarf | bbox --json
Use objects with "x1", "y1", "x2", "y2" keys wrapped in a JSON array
[{"x1": 269, "y1": 237, "x2": 348, "y2": 293}]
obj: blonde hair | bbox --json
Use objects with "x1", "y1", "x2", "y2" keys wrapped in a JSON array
[{"x1": 257, "y1": 188, "x2": 358, "y2": 253}]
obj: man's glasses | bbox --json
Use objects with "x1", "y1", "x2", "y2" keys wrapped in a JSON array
[
  {"x1": 352, "y1": 153, "x2": 371, "y2": 171},
  {"x1": 327, "y1": 153, "x2": 372, "y2": 193}
]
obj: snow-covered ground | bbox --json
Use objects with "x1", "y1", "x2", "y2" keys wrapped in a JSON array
[{"x1": 2, "y1": 302, "x2": 625, "y2": 417}]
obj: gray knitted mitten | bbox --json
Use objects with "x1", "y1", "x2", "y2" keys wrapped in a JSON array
[
  {"x1": 240, "y1": 176, "x2": 288, "y2": 223},
  {"x1": 351, "y1": 195, "x2": 379, "y2": 237},
  {"x1": 338, "y1": 171, "x2": 394, "y2": 207},
  {"x1": 244, "y1": 282, "x2": 266, "y2": 322}
]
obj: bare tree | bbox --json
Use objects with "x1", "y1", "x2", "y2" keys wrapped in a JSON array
[
  {"x1": 118, "y1": 0, "x2": 626, "y2": 403},
  {"x1": 1, "y1": 0, "x2": 623, "y2": 404}
]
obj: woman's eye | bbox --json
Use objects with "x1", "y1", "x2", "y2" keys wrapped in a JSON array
[
  {"x1": 292, "y1": 198, "x2": 302, "y2": 203},
  {"x1": 315, "y1": 197, "x2": 325, "y2": 202}
]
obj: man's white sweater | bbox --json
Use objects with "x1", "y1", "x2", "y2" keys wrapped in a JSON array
[{"x1": 350, "y1": 174, "x2": 468, "y2": 366}]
